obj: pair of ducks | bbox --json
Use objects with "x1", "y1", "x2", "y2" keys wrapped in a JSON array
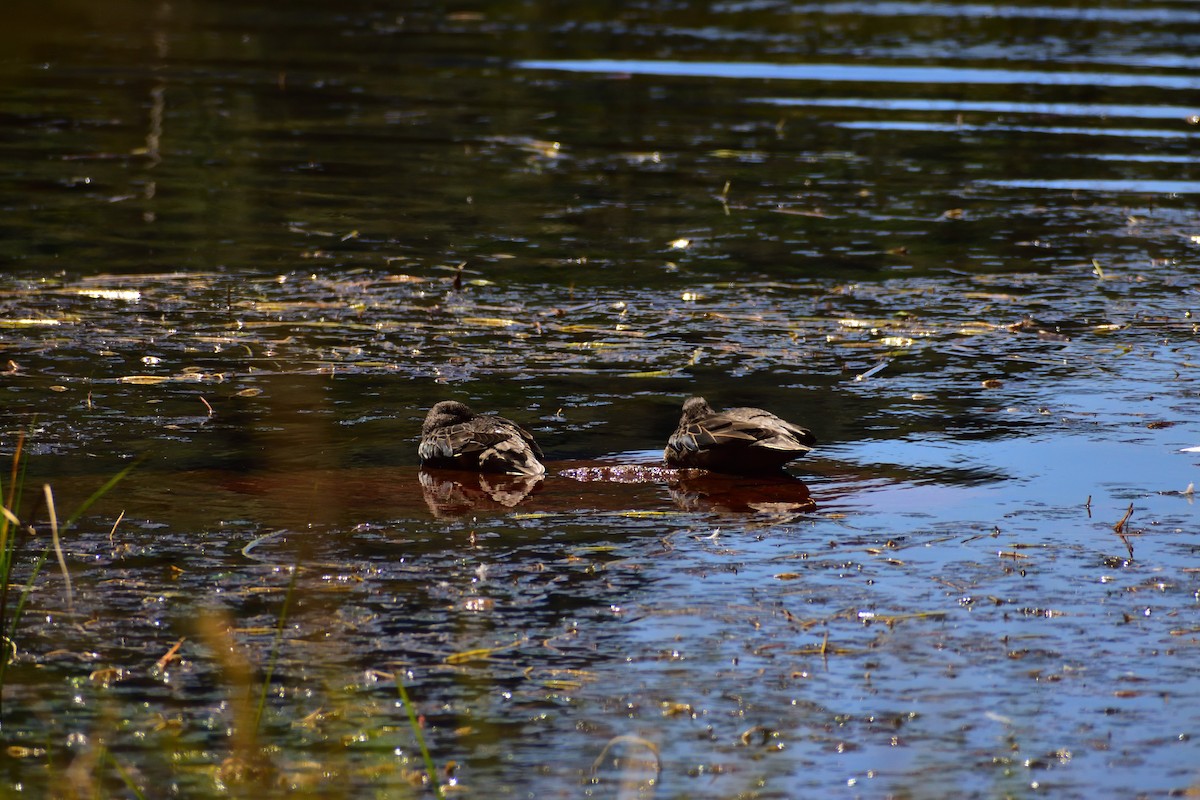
[{"x1": 419, "y1": 397, "x2": 816, "y2": 477}]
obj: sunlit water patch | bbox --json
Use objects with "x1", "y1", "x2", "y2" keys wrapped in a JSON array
[
  {"x1": 837, "y1": 121, "x2": 1198, "y2": 141},
  {"x1": 518, "y1": 58, "x2": 1200, "y2": 90},
  {"x1": 981, "y1": 178, "x2": 1200, "y2": 194},
  {"x1": 755, "y1": 96, "x2": 1200, "y2": 121},
  {"x1": 783, "y1": 1, "x2": 1200, "y2": 25}
]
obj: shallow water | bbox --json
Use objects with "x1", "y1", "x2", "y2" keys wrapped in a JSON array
[{"x1": 2, "y1": 0, "x2": 1200, "y2": 797}]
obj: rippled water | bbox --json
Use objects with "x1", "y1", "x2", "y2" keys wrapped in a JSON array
[{"x1": 2, "y1": 1, "x2": 1199, "y2": 797}]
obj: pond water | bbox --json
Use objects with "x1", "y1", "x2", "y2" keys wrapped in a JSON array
[{"x1": 2, "y1": 0, "x2": 1200, "y2": 797}]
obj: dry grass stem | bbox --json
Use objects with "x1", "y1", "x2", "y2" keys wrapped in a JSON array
[
  {"x1": 1112, "y1": 503, "x2": 1134, "y2": 534},
  {"x1": 44, "y1": 485, "x2": 73, "y2": 614},
  {"x1": 108, "y1": 510, "x2": 126, "y2": 546}
]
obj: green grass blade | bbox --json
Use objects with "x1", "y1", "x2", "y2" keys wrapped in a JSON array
[
  {"x1": 61, "y1": 458, "x2": 142, "y2": 532},
  {"x1": 396, "y1": 675, "x2": 444, "y2": 799},
  {"x1": 105, "y1": 745, "x2": 148, "y2": 800},
  {"x1": 254, "y1": 563, "x2": 299, "y2": 735},
  {"x1": 0, "y1": 548, "x2": 49, "y2": 691},
  {"x1": 0, "y1": 431, "x2": 30, "y2": 659}
]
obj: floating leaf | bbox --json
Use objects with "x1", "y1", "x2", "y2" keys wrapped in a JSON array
[
  {"x1": 461, "y1": 317, "x2": 519, "y2": 328},
  {"x1": 621, "y1": 369, "x2": 676, "y2": 378},
  {"x1": 963, "y1": 292, "x2": 1017, "y2": 302},
  {"x1": 444, "y1": 637, "x2": 526, "y2": 664},
  {"x1": 772, "y1": 207, "x2": 829, "y2": 218},
  {"x1": 119, "y1": 375, "x2": 171, "y2": 385},
  {"x1": 958, "y1": 323, "x2": 1004, "y2": 335},
  {"x1": 541, "y1": 679, "x2": 582, "y2": 691},
  {"x1": 0, "y1": 319, "x2": 63, "y2": 327}
]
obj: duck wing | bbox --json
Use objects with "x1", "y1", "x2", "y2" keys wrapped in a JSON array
[
  {"x1": 668, "y1": 413, "x2": 759, "y2": 456},
  {"x1": 670, "y1": 411, "x2": 815, "y2": 456},
  {"x1": 506, "y1": 420, "x2": 545, "y2": 460},
  {"x1": 725, "y1": 408, "x2": 816, "y2": 450},
  {"x1": 418, "y1": 420, "x2": 514, "y2": 462}
]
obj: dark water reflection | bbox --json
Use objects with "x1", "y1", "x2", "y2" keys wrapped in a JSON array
[{"x1": 3, "y1": 0, "x2": 1200, "y2": 797}]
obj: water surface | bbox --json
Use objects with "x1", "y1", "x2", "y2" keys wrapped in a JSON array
[{"x1": 2, "y1": 1, "x2": 1199, "y2": 797}]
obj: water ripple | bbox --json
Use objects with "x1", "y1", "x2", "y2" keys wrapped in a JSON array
[
  {"x1": 519, "y1": 58, "x2": 1200, "y2": 90},
  {"x1": 756, "y1": 96, "x2": 1200, "y2": 121}
]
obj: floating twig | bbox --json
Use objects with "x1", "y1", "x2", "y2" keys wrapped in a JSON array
[
  {"x1": 108, "y1": 510, "x2": 125, "y2": 546},
  {"x1": 155, "y1": 637, "x2": 186, "y2": 672},
  {"x1": 1112, "y1": 502, "x2": 1136, "y2": 560},
  {"x1": 1113, "y1": 503, "x2": 1134, "y2": 534},
  {"x1": 855, "y1": 360, "x2": 889, "y2": 381},
  {"x1": 445, "y1": 637, "x2": 529, "y2": 664}
]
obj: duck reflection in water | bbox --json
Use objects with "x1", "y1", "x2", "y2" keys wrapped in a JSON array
[
  {"x1": 419, "y1": 468, "x2": 543, "y2": 517},
  {"x1": 668, "y1": 471, "x2": 815, "y2": 514}
]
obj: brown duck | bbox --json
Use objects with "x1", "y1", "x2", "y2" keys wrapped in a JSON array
[
  {"x1": 419, "y1": 401, "x2": 546, "y2": 476},
  {"x1": 664, "y1": 396, "x2": 816, "y2": 474}
]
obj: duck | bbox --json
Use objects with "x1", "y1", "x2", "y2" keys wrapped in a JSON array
[
  {"x1": 664, "y1": 396, "x2": 816, "y2": 474},
  {"x1": 419, "y1": 400, "x2": 546, "y2": 476}
]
